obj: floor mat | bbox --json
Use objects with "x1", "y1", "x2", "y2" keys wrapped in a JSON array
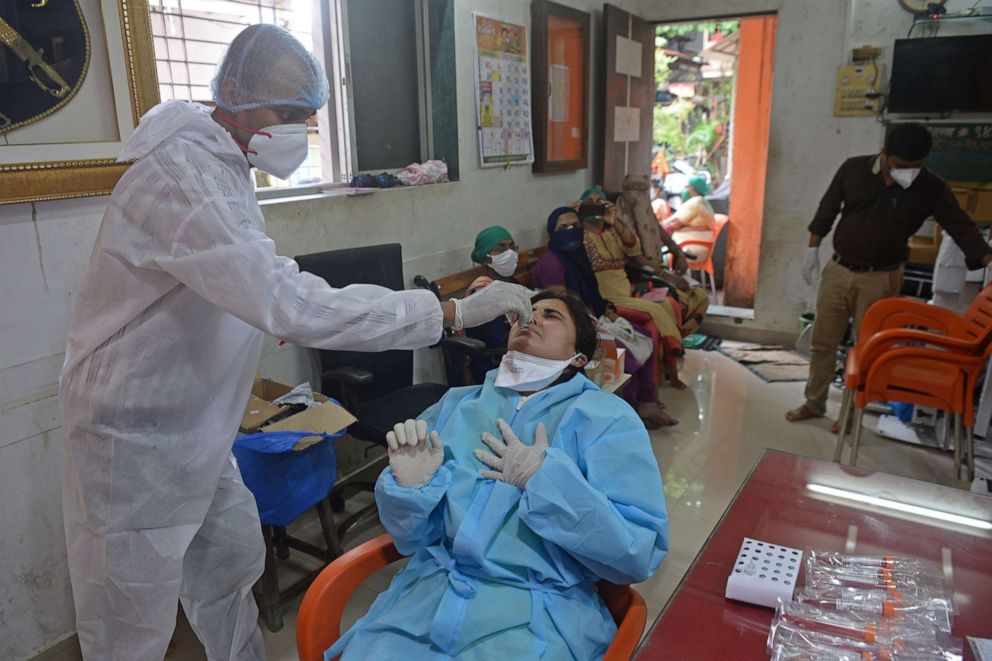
[{"x1": 718, "y1": 341, "x2": 810, "y2": 382}]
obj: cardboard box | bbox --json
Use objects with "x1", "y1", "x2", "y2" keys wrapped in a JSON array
[{"x1": 240, "y1": 377, "x2": 356, "y2": 449}]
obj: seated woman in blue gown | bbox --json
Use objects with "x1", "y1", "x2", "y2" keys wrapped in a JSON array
[{"x1": 327, "y1": 290, "x2": 669, "y2": 661}]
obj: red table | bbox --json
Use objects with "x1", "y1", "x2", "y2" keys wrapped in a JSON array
[{"x1": 637, "y1": 450, "x2": 992, "y2": 660}]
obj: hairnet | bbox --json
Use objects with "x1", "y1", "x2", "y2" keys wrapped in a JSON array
[
  {"x1": 212, "y1": 24, "x2": 330, "y2": 112},
  {"x1": 472, "y1": 226, "x2": 513, "y2": 263}
]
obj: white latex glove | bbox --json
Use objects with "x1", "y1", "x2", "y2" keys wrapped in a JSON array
[
  {"x1": 453, "y1": 280, "x2": 533, "y2": 330},
  {"x1": 386, "y1": 419, "x2": 444, "y2": 488},
  {"x1": 474, "y1": 419, "x2": 548, "y2": 489},
  {"x1": 802, "y1": 246, "x2": 821, "y2": 286}
]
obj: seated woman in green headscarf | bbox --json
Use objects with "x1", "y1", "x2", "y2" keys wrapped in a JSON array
[
  {"x1": 465, "y1": 225, "x2": 525, "y2": 382},
  {"x1": 575, "y1": 187, "x2": 688, "y2": 389},
  {"x1": 663, "y1": 174, "x2": 715, "y2": 233},
  {"x1": 663, "y1": 174, "x2": 717, "y2": 268},
  {"x1": 471, "y1": 225, "x2": 520, "y2": 284}
]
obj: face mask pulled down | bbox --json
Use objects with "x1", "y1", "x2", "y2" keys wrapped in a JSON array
[
  {"x1": 495, "y1": 350, "x2": 581, "y2": 392},
  {"x1": 489, "y1": 249, "x2": 519, "y2": 277}
]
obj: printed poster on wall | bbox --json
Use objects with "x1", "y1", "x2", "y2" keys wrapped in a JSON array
[{"x1": 473, "y1": 13, "x2": 534, "y2": 167}]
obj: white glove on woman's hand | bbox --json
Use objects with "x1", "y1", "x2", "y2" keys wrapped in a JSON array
[
  {"x1": 453, "y1": 280, "x2": 534, "y2": 330},
  {"x1": 802, "y1": 246, "x2": 821, "y2": 286},
  {"x1": 474, "y1": 419, "x2": 548, "y2": 489},
  {"x1": 386, "y1": 419, "x2": 444, "y2": 488}
]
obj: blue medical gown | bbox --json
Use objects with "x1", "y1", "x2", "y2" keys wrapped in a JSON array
[{"x1": 327, "y1": 371, "x2": 669, "y2": 660}]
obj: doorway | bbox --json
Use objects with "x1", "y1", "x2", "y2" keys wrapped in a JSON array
[{"x1": 652, "y1": 15, "x2": 777, "y2": 315}]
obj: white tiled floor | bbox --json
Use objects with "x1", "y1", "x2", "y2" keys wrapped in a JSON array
[{"x1": 168, "y1": 349, "x2": 962, "y2": 660}]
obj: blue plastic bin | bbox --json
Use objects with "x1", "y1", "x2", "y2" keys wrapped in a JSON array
[{"x1": 233, "y1": 428, "x2": 344, "y2": 527}]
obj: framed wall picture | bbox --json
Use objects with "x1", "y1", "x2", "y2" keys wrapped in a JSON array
[
  {"x1": 0, "y1": 0, "x2": 159, "y2": 205},
  {"x1": 531, "y1": 0, "x2": 589, "y2": 173}
]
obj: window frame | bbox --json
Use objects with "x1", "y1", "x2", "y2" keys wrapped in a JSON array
[
  {"x1": 149, "y1": 0, "x2": 455, "y2": 191},
  {"x1": 333, "y1": 0, "x2": 435, "y2": 178}
]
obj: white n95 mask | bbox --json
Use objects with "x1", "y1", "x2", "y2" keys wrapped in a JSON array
[
  {"x1": 495, "y1": 350, "x2": 581, "y2": 392},
  {"x1": 490, "y1": 249, "x2": 519, "y2": 277},
  {"x1": 247, "y1": 124, "x2": 309, "y2": 179},
  {"x1": 890, "y1": 167, "x2": 921, "y2": 189}
]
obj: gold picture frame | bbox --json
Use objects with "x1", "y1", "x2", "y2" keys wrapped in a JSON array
[{"x1": 0, "y1": 0, "x2": 159, "y2": 205}]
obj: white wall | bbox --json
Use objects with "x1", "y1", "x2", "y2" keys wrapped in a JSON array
[
  {"x1": 0, "y1": 197, "x2": 105, "y2": 660},
  {"x1": 0, "y1": 0, "x2": 617, "y2": 657}
]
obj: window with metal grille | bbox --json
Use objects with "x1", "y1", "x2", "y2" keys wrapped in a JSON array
[
  {"x1": 147, "y1": 0, "x2": 458, "y2": 190},
  {"x1": 149, "y1": 0, "x2": 307, "y2": 106},
  {"x1": 149, "y1": 0, "x2": 321, "y2": 188}
]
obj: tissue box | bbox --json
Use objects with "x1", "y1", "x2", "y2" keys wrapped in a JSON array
[{"x1": 598, "y1": 334, "x2": 626, "y2": 386}]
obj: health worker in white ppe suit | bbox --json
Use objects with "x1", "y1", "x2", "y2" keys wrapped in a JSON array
[{"x1": 58, "y1": 23, "x2": 533, "y2": 661}]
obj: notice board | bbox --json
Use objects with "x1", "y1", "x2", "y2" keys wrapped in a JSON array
[{"x1": 921, "y1": 123, "x2": 992, "y2": 183}]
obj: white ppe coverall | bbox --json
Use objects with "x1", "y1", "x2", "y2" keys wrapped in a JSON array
[{"x1": 59, "y1": 100, "x2": 443, "y2": 660}]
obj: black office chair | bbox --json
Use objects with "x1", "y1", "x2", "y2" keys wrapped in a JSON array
[
  {"x1": 295, "y1": 244, "x2": 449, "y2": 537},
  {"x1": 296, "y1": 244, "x2": 449, "y2": 432}
]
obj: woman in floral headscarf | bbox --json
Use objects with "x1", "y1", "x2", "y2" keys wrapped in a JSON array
[{"x1": 572, "y1": 187, "x2": 688, "y2": 389}]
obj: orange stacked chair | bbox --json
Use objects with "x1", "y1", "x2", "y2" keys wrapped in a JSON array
[
  {"x1": 834, "y1": 285, "x2": 992, "y2": 481},
  {"x1": 297, "y1": 533, "x2": 649, "y2": 661}
]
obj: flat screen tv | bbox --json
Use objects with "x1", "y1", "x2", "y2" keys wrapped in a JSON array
[{"x1": 889, "y1": 35, "x2": 992, "y2": 113}]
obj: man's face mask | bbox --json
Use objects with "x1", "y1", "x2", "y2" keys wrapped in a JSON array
[
  {"x1": 246, "y1": 124, "x2": 309, "y2": 179},
  {"x1": 889, "y1": 167, "x2": 921, "y2": 189}
]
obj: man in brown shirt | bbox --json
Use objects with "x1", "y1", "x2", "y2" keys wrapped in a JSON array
[{"x1": 786, "y1": 123, "x2": 992, "y2": 423}]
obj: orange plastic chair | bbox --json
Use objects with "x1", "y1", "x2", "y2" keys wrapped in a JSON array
[
  {"x1": 842, "y1": 345, "x2": 990, "y2": 480},
  {"x1": 674, "y1": 214, "x2": 729, "y2": 298},
  {"x1": 839, "y1": 285, "x2": 992, "y2": 403},
  {"x1": 297, "y1": 533, "x2": 649, "y2": 661},
  {"x1": 834, "y1": 286, "x2": 992, "y2": 480}
]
